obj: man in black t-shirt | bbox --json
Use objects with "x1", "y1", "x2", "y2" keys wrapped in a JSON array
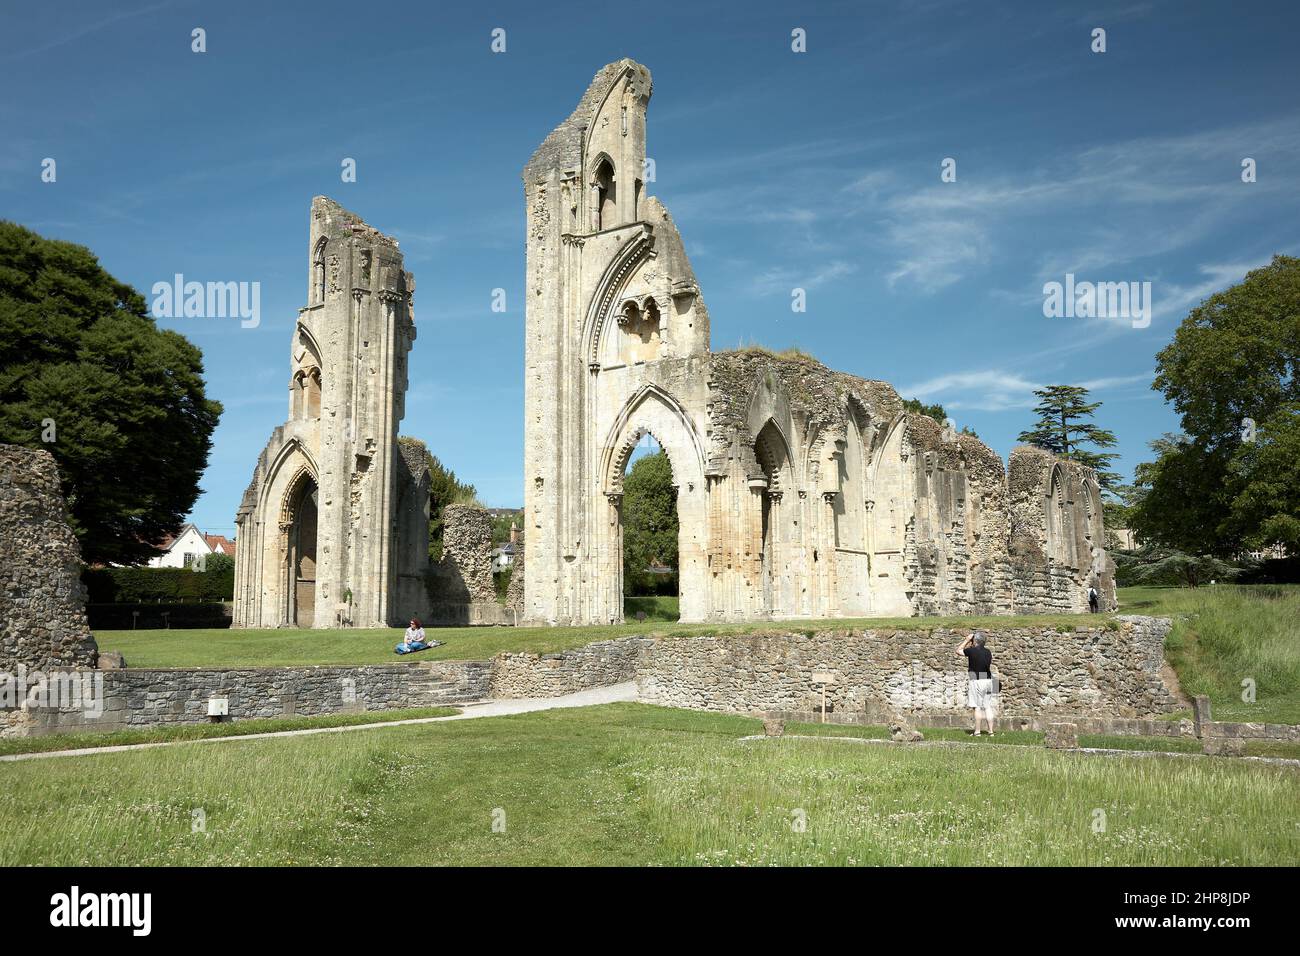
[{"x1": 956, "y1": 631, "x2": 996, "y2": 736}]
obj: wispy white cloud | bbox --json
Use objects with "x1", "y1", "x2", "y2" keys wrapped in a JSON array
[
  {"x1": 848, "y1": 116, "x2": 1300, "y2": 294},
  {"x1": 0, "y1": 2, "x2": 173, "y2": 61},
  {"x1": 898, "y1": 368, "x2": 1154, "y2": 412},
  {"x1": 1150, "y1": 257, "x2": 1279, "y2": 320},
  {"x1": 750, "y1": 259, "x2": 859, "y2": 297}
]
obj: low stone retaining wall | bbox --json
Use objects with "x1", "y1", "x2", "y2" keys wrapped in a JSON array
[
  {"x1": 4, "y1": 661, "x2": 491, "y2": 737},
  {"x1": 17, "y1": 616, "x2": 1294, "y2": 743},
  {"x1": 489, "y1": 638, "x2": 649, "y2": 699},
  {"x1": 636, "y1": 617, "x2": 1177, "y2": 718}
]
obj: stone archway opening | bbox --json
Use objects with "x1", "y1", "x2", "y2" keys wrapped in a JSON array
[
  {"x1": 753, "y1": 420, "x2": 795, "y2": 617},
  {"x1": 287, "y1": 475, "x2": 318, "y2": 627},
  {"x1": 619, "y1": 433, "x2": 681, "y2": 623}
]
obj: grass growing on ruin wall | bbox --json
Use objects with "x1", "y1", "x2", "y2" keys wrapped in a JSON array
[
  {"x1": 0, "y1": 703, "x2": 1294, "y2": 866},
  {"x1": 94, "y1": 609, "x2": 1120, "y2": 668}
]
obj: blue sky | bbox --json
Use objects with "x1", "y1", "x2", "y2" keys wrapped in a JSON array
[{"x1": 4, "y1": 0, "x2": 1298, "y2": 537}]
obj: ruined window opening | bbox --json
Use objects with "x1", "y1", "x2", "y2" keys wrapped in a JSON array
[
  {"x1": 594, "y1": 158, "x2": 616, "y2": 231},
  {"x1": 306, "y1": 368, "x2": 321, "y2": 418},
  {"x1": 312, "y1": 238, "x2": 327, "y2": 305}
]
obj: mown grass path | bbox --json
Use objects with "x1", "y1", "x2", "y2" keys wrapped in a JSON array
[{"x1": 1, "y1": 703, "x2": 1294, "y2": 866}]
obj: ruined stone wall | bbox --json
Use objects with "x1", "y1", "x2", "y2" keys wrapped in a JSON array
[
  {"x1": 427, "y1": 504, "x2": 494, "y2": 603},
  {"x1": 5, "y1": 660, "x2": 490, "y2": 738},
  {"x1": 521, "y1": 58, "x2": 1115, "y2": 626},
  {"x1": 505, "y1": 528, "x2": 525, "y2": 614},
  {"x1": 636, "y1": 617, "x2": 1178, "y2": 719},
  {"x1": 415, "y1": 504, "x2": 513, "y2": 625},
  {"x1": 0, "y1": 445, "x2": 98, "y2": 673},
  {"x1": 392, "y1": 437, "x2": 432, "y2": 623},
  {"x1": 488, "y1": 637, "x2": 647, "y2": 699}
]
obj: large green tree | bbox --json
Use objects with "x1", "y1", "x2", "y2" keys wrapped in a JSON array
[
  {"x1": 1129, "y1": 434, "x2": 1240, "y2": 556},
  {"x1": 0, "y1": 221, "x2": 222, "y2": 565},
  {"x1": 1134, "y1": 255, "x2": 1300, "y2": 554},
  {"x1": 621, "y1": 450, "x2": 679, "y2": 596},
  {"x1": 1017, "y1": 385, "x2": 1119, "y2": 487}
]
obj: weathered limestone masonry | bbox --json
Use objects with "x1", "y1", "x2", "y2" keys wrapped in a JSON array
[
  {"x1": 1, "y1": 445, "x2": 100, "y2": 737},
  {"x1": 505, "y1": 528, "x2": 526, "y2": 616},
  {"x1": 635, "y1": 617, "x2": 1178, "y2": 719},
  {"x1": 489, "y1": 637, "x2": 647, "y2": 698},
  {"x1": 9, "y1": 661, "x2": 491, "y2": 738},
  {"x1": 0, "y1": 445, "x2": 99, "y2": 673},
  {"x1": 234, "y1": 197, "x2": 430, "y2": 628},
  {"x1": 422, "y1": 504, "x2": 514, "y2": 625},
  {"x1": 522, "y1": 60, "x2": 1113, "y2": 625}
]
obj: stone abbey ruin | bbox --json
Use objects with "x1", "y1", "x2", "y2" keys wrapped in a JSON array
[
  {"x1": 228, "y1": 58, "x2": 1113, "y2": 630},
  {"x1": 233, "y1": 197, "x2": 429, "y2": 629},
  {"x1": 519, "y1": 59, "x2": 1113, "y2": 625}
]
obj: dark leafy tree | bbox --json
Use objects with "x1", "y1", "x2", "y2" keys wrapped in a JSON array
[
  {"x1": 1137, "y1": 256, "x2": 1300, "y2": 554},
  {"x1": 1224, "y1": 403, "x2": 1300, "y2": 551},
  {"x1": 1114, "y1": 543, "x2": 1241, "y2": 589},
  {"x1": 622, "y1": 450, "x2": 679, "y2": 596},
  {"x1": 1128, "y1": 434, "x2": 1239, "y2": 557},
  {"x1": 0, "y1": 221, "x2": 222, "y2": 565},
  {"x1": 428, "y1": 454, "x2": 478, "y2": 561}
]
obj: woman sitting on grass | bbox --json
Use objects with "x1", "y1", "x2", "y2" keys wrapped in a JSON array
[{"x1": 395, "y1": 619, "x2": 430, "y2": 655}]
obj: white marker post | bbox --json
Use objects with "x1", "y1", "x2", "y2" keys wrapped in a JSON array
[{"x1": 812, "y1": 672, "x2": 835, "y2": 723}]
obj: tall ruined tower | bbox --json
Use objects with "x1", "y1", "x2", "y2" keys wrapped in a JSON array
[
  {"x1": 234, "y1": 196, "x2": 422, "y2": 628},
  {"x1": 522, "y1": 60, "x2": 714, "y2": 625}
]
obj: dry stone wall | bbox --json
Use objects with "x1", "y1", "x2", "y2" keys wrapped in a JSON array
[
  {"x1": 489, "y1": 637, "x2": 647, "y2": 699},
  {"x1": 636, "y1": 616, "x2": 1178, "y2": 719},
  {"x1": 7, "y1": 660, "x2": 491, "y2": 738},
  {"x1": 14, "y1": 614, "x2": 1284, "y2": 741}
]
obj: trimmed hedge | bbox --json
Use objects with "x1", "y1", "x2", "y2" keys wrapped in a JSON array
[
  {"x1": 83, "y1": 565, "x2": 235, "y2": 604},
  {"x1": 87, "y1": 602, "x2": 232, "y2": 629}
]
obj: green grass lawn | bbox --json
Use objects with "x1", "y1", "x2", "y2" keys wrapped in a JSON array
[
  {"x1": 623, "y1": 595, "x2": 680, "y2": 622},
  {"x1": 93, "y1": 607, "x2": 1117, "y2": 668},
  {"x1": 1, "y1": 703, "x2": 1294, "y2": 866},
  {"x1": 786, "y1": 721, "x2": 1300, "y2": 760},
  {"x1": 0, "y1": 706, "x2": 460, "y2": 758},
  {"x1": 1134, "y1": 585, "x2": 1300, "y2": 724}
]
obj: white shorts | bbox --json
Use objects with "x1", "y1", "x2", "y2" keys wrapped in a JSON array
[{"x1": 968, "y1": 678, "x2": 996, "y2": 710}]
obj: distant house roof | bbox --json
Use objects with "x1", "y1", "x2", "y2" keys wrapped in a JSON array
[
  {"x1": 148, "y1": 524, "x2": 235, "y2": 557},
  {"x1": 151, "y1": 522, "x2": 201, "y2": 552},
  {"x1": 204, "y1": 534, "x2": 236, "y2": 557}
]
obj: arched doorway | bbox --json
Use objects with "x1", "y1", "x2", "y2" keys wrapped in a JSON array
[
  {"x1": 287, "y1": 476, "x2": 318, "y2": 627},
  {"x1": 599, "y1": 385, "x2": 709, "y2": 624},
  {"x1": 754, "y1": 420, "x2": 795, "y2": 617},
  {"x1": 620, "y1": 434, "x2": 680, "y2": 623}
]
